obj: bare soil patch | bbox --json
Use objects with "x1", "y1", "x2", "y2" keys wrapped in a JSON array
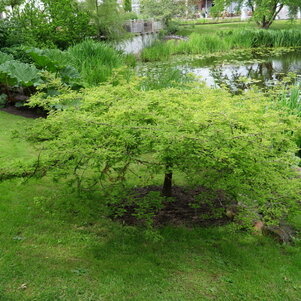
[
  {"x1": 1, "y1": 105, "x2": 46, "y2": 119},
  {"x1": 116, "y1": 185, "x2": 231, "y2": 227}
]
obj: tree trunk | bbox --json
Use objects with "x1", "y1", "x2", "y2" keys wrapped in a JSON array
[
  {"x1": 259, "y1": 4, "x2": 284, "y2": 29},
  {"x1": 162, "y1": 172, "x2": 173, "y2": 197}
]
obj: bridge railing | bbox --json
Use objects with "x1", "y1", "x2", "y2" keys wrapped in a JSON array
[{"x1": 124, "y1": 19, "x2": 163, "y2": 34}]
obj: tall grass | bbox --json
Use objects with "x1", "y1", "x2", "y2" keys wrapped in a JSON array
[
  {"x1": 38, "y1": 40, "x2": 134, "y2": 86},
  {"x1": 67, "y1": 40, "x2": 124, "y2": 86},
  {"x1": 140, "y1": 40, "x2": 172, "y2": 62},
  {"x1": 139, "y1": 66, "x2": 195, "y2": 90},
  {"x1": 226, "y1": 29, "x2": 301, "y2": 48},
  {"x1": 141, "y1": 29, "x2": 301, "y2": 62},
  {"x1": 278, "y1": 84, "x2": 301, "y2": 116},
  {"x1": 277, "y1": 84, "x2": 301, "y2": 156},
  {"x1": 177, "y1": 33, "x2": 230, "y2": 54}
]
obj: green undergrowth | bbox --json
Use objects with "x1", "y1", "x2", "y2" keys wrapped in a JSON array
[
  {"x1": 0, "y1": 40, "x2": 135, "y2": 92},
  {"x1": 141, "y1": 28, "x2": 301, "y2": 62},
  {"x1": 1, "y1": 106, "x2": 301, "y2": 299}
]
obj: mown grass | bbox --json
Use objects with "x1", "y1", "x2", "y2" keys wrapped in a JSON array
[
  {"x1": 176, "y1": 17, "x2": 242, "y2": 26},
  {"x1": 1, "y1": 111, "x2": 301, "y2": 300},
  {"x1": 176, "y1": 19, "x2": 301, "y2": 36}
]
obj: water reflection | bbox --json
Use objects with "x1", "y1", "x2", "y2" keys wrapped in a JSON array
[
  {"x1": 180, "y1": 49, "x2": 301, "y2": 93},
  {"x1": 140, "y1": 49, "x2": 301, "y2": 93}
]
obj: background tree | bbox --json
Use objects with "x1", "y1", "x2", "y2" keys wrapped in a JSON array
[
  {"x1": 124, "y1": 0, "x2": 132, "y2": 12},
  {"x1": 81, "y1": 0, "x2": 127, "y2": 41},
  {"x1": 0, "y1": 0, "x2": 24, "y2": 12},
  {"x1": 141, "y1": 0, "x2": 187, "y2": 25},
  {"x1": 215, "y1": 0, "x2": 301, "y2": 29},
  {"x1": 1, "y1": 0, "x2": 93, "y2": 48}
]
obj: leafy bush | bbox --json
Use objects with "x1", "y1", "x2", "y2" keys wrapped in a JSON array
[
  {"x1": 8, "y1": 83, "x2": 301, "y2": 227},
  {"x1": 2, "y1": 0, "x2": 94, "y2": 49},
  {"x1": 25, "y1": 48, "x2": 80, "y2": 86},
  {"x1": 0, "y1": 94, "x2": 7, "y2": 108},
  {"x1": 0, "y1": 60, "x2": 42, "y2": 87},
  {"x1": 0, "y1": 51, "x2": 13, "y2": 64}
]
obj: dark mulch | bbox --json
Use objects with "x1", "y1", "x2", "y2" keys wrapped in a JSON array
[
  {"x1": 1, "y1": 105, "x2": 47, "y2": 119},
  {"x1": 116, "y1": 185, "x2": 232, "y2": 227}
]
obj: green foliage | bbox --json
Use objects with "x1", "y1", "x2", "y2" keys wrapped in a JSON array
[
  {"x1": 1, "y1": 112, "x2": 301, "y2": 300},
  {"x1": 0, "y1": 20, "x2": 10, "y2": 48},
  {"x1": 1, "y1": 0, "x2": 93, "y2": 49},
  {"x1": 278, "y1": 84, "x2": 301, "y2": 117},
  {"x1": 24, "y1": 41, "x2": 132, "y2": 87},
  {"x1": 12, "y1": 83, "x2": 301, "y2": 226},
  {"x1": 141, "y1": 40, "x2": 172, "y2": 62},
  {"x1": 225, "y1": 29, "x2": 301, "y2": 48},
  {"x1": 141, "y1": 0, "x2": 187, "y2": 25},
  {"x1": 0, "y1": 60, "x2": 42, "y2": 87},
  {"x1": 0, "y1": 93, "x2": 7, "y2": 107},
  {"x1": 0, "y1": 0, "x2": 24, "y2": 11},
  {"x1": 0, "y1": 51, "x2": 13, "y2": 64},
  {"x1": 141, "y1": 29, "x2": 301, "y2": 62},
  {"x1": 213, "y1": 0, "x2": 301, "y2": 29},
  {"x1": 0, "y1": 40, "x2": 131, "y2": 104},
  {"x1": 67, "y1": 40, "x2": 124, "y2": 86},
  {"x1": 81, "y1": 0, "x2": 128, "y2": 41},
  {"x1": 276, "y1": 84, "x2": 301, "y2": 154},
  {"x1": 124, "y1": 0, "x2": 132, "y2": 12},
  {"x1": 139, "y1": 66, "x2": 196, "y2": 90},
  {"x1": 25, "y1": 47, "x2": 81, "y2": 86}
]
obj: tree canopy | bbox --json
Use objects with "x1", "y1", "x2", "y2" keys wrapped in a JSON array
[
  {"x1": 4, "y1": 82, "x2": 300, "y2": 226},
  {"x1": 1, "y1": 0, "x2": 93, "y2": 48},
  {"x1": 80, "y1": 0, "x2": 128, "y2": 41},
  {"x1": 216, "y1": 0, "x2": 301, "y2": 28},
  {"x1": 141, "y1": 0, "x2": 187, "y2": 25}
]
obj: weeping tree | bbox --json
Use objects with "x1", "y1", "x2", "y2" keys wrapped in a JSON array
[
  {"x1": 80, "y1": 0, "x2": 127, "y2": 40},
  {"x1": 2, "y1": 82, "x2": 300, "y2": 226}
]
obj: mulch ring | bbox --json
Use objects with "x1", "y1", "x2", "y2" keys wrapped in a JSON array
[
  {"x1": 1, "y1": 105, "x2": 47, "y2": 119},
  {"x1": 114, "y1": 185, "x2": 232, "y2": 227}
]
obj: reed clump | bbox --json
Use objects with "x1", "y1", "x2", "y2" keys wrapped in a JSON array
[
  {"x1": 67, "y1": 40, "x2": 124, "y2": 86},
  {"x1": 141, "y1": 29, "x2": 301, "y2": 62}
]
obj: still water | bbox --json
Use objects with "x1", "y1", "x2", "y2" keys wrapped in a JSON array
[{"x1": 140, "y1": 48, "x2": 301, "y2": 93}]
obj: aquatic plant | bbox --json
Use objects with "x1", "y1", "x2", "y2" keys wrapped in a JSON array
[
  {"x1": 67, "y1": 40, "x2": 124, "y2": 86},
  {"x1": 140, "y1": 40, "x2": 173, "y2": 62},
  {"x1": 139, "y1": 66, "x2": 196, "y2": 90},
  {"x1": 141, "y1": 29, "x2": 301, "y2": 62}
]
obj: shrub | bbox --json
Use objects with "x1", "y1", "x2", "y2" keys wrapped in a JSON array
[{"x1": 7, "y1": 83, "x2": 301, "y2": 227}]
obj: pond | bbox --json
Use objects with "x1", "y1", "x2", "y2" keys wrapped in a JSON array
[{"x1": 139, "y1": 48, "x2": 301, "y2": 93}]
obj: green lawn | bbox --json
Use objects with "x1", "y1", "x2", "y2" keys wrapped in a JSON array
[
  {"x1": 176, "y1": 19, "x2": 301, "y2": 36},
  {"x1": 1, "y1": 111, "x2": 301, "y2": 300}
]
